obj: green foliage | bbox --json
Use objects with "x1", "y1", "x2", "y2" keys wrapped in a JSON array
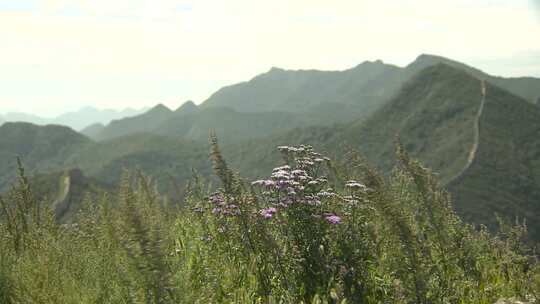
[
  {"x1": 1, "y1": 143, "x2": 538, "y2": 303},
  {"x1": 0, "y1": 122, "x2": 92, "y2": 192}
]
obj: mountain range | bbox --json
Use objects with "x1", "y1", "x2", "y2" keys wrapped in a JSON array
[
  {"x1": 0, "y1": 106, "x2": 149, "y2": 131},
  {"x1": 1, "y1": 54, "x2": 539, "y2": 241}
]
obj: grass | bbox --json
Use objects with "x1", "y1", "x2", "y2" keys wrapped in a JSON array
[{"x1": 0, "y1": 142, "x2": 538, "y2": 303}]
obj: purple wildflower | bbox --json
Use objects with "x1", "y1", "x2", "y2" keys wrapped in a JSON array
[
  {"x1": 304, "y1": 195, "x2": 321, "y2": 206},
  {"x1": 259, "y1": 207, "x2": 277, "y2": 219},
  {"x1": 291, "y1": 169, "x2": 306, "y2": 176},
  {"x1": 324, "y1": 214, "x2": 342, "y2": 225},
  {"x1": 263, "y1": 180, "x2": 276, "y2": 188},
  {"x1": 273, "y1": 165, "x2": 291, "y2": 172},
  {"x1": 209, "y1": 192, "x2": 225, "y2": 204},
  {"x1": 272, "y1": 170, "x2": 290, "y2": 180},
  {"x1": 276, "y1": 180, "x2": 290, "y2": 190}
]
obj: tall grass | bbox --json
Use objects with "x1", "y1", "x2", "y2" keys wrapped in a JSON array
[{"x1": 0, "y1": 142, "x2": 538, "y2": 303}]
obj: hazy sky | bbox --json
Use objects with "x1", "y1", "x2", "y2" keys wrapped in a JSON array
[{"x1": 1, "y1": 0, "x2": 539, "y2": 117}]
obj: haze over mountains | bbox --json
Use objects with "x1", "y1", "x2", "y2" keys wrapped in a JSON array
[
  {"x1": 1, "y1": 53, "x2": 540, "y2": 241},
  {"x1": 0, "y1": 106, "x2": 149, "y2": 131}
]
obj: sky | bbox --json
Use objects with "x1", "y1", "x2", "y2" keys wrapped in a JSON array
[{"x1": 0, "y1": 0, "x2": 539, "y2": 117}]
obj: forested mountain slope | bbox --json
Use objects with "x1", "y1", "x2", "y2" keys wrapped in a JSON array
[
  {"x1": 447, "y1": 82, "x2": 540, "y2": 240},
  {"x1": 0, "y1": 122, "x2": 92, "y2": 191},
  {"x1": 224, "y1": 64, "x2": 540, "y2": 241}
]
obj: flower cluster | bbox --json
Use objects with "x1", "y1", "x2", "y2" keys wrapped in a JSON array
[
  {"x1": 251, "y1": 145, "x2": 341, "y2": 223},
  {"x1": 259, "y1": 207, "x2": 277, "y2": 219},
  {"x1": 324, "y1": 213, "x2": 342, "y2": 225},
  {"x1": 345, "y1": 180, "x2": 370, "y2": 192},
  {"x1": 208, "y1": 192, "x2": 240, "y2": 216}
]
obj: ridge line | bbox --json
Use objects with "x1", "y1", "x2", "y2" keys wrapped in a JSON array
[{"x1": 446, "y1": 79, "x2": 486, "y2": 186}]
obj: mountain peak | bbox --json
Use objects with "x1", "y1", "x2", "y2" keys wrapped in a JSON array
[
  {"x1": 356, "y1": 59, "x2": 385, "y2": 66},
  {"x1": 149, "y1": 103, "x2": 172, "y2": 113},
  {"x1": 175, "y1": 100, "x2": 198, "y2": 114},
  {"x1": 269, "y1": 66, "x2": 285, "y2": 72},
  {"x1": 407, "y1": 53, "x2": 451, "y2": 69},
  {"x1": 415, "y1": 53, "x2": 445, "y2": 61}
]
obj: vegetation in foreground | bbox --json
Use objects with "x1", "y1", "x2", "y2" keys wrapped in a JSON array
[{"x1": 0, "y1": 139, "x2": 539, "y2": 303}]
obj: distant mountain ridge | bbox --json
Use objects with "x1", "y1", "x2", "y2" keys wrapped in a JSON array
[
  {"x1": 90, "y1": 54, "x2": 540, "y2": 142},
  {"x1": 92, "y1": 101, "x2": 307, "y2": 143},
  {"x1": 201, "y1": 53, "x2": 540, "y2": 115},
  {"x1": 94, "y1": 104, "x2": 176, "y2": 141},
  {"x1": 1, "y1": 106, "x2": 149, "y2": 131}
]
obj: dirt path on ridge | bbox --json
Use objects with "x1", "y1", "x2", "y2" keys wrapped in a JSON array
[{"x1": 446, "y1": 79, "x2": 486, "y2": 185}]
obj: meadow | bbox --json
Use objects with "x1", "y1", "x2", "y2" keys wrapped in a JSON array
[{"x1": 0, "y1": 138, "x2": 538, "y2": 303}]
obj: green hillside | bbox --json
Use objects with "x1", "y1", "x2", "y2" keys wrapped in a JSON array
[
  {"x1": 221, "y1": 64, "x2": 540, "y2": 242},
  {"x1": 95, "y1": 104, "x2": 174, "y2": 141},
  {"x1": 327, "y1": 64, "x2": 540, "y2": 239},
  {"x1": 202, "y1": 61, "x2": 405, "y2": 120},
  {"x1": 448, "y1": 83, "x2": 540, "y2": 241},
  {"x1": 224, "y1": 64, "x2": 480, "y2": 182},
  {"x1": 80, "y1": 123, "x2": 105, "y2": 138},
  {"x1": 0, "y1": 122, "x2": 92, "y2": 191},
  {"x1": 63, "y1": 133, "x2": 212, "y2": 196},
  {"x1": 154, "y1": 107, "x2": 306, "y2": 143},
  {"x1": 338, "y1": 63, "x2": 480, "y2": 182}
]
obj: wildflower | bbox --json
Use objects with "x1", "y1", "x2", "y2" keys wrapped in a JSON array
[
  {"x1": 276, "y1": 180, "x2": 290, "y2": 189},
  {"x1": 291, "y1": 169, "x2": 307, "y2": 176},
  {"x1": 296, "y1": 175, "x2": 309, "y2": 182},
  {"x1": 324, "y1": 214, "x2": 342, "y2": 225},
  {"x1": 259, "y1": 207, "x2": 277, "y2": 219},
  {"x1": 273, "y1": 165, "x2": 291, "y2": 172},
  {"x1": 277, "y1": 145, "x2": 290, "y2": 151},
  {"x1": 209, "y1": 192, "x2": 225, "y2": 204},
  {"x1": 317, "y1": 190, "x2": 335, "y2": 198},
  {"x1": 304, "y1": 195, "x2": 321, "y2": 206},
  {"x1": 252, "y1": 179, "x2": 276, "y2": 189},
  {"x1": 286, "y1": 187, "x2": 297, "y2": 195},
  {"x1": 289, "y1": 181, "x2": 301, "y2": 187},
  {"x1": 345, "y1": 180, "x2": 367, "y2": 191},
  {"x1": 263, "y1": 180, "x2": 276, "y2": 188},
  {"x1": 272, "y1": 170, "x2": 290, "y2": 180}
]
